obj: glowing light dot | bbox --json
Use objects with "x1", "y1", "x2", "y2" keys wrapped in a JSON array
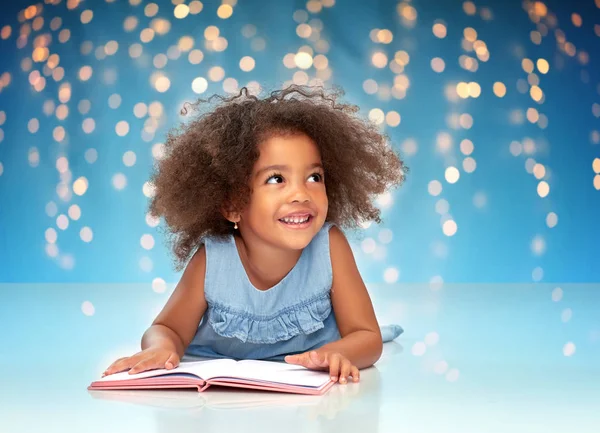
[
  {"x1": 551, "y1": 287, "x2": 563, "y2": 302},
  {"x1": 561, "y1": 308, "x2": 572, "y2": 323},
  {"x1": 456, "y1": 82, "x2": 469, "y2": 99},
  {"x1": 80, "y1": 226, "x2": 93, "y2": 242},
  {"x1": 376, "y1": 192, "x2": 393, "y2": 208},
  {"x1": 140, "y1": 256, "x2": 153, "y2": 272},
  {"x1": 537, "y1": 58, "x2": 549, "y2": 74},
  {"x1": 361, "y1": 238, "x2": 376, "y2": 254},
  {"x1": 208, "y1": 66, "x2": 225, "y2": 82},
  {"x1": 152, "y1": 143, "x2": 166, "y2": 160},
  {"x1": 445, "y1": 166, "x2": 460, "y2": 184},
  {"x1": 82, "y1": 301, "x2": 95, "y2": 316},
  {"x1": 68, "y1": 205, "x2": 81, "y2": 220},
  {"x1": 46, "y1": 202, "x2": 58, "y2": 217},
  {"x1": 385, "y1": 111, "x2": 401, "y2": 127},
  {"x1": 468, "y1": 82, "x2": 481, "y2": 98},
  {"x1": 56, "y1": 214, "x2": 69, "y2": 230},
  {"x1": 46, "y1": 244, "x2": 58, "y2": 257},
  {"x1": 532, "y1": 266, "x2": 544, "y2": 282},
  {"x1": 434, "y1": 361, "x2": 448, "y2": 374},
  {"x1": 431, "y1": 57, "x2": 445, "y2": 73},
  {"x1": 537, "y1": 181, "x2": 550, "y2": 198},
  {"x1": 442, "y1": 219, "x2": 457, "y2": 236},
  {"x1": 463, "y1": 157, "x2": 476, "y2": 173},
  {"x1": 460, "y1": 139, "x2": 474, "y2": 155},
  {"x1": 217, "y1": 4, "x2": 233, "y2": 19},
  {"x1": 593, "y1": 158, "x2": 600, "y2": 174},
  {"x1": 174, "y1": 4, "x2": 190, "y2": 19},
  {"x1": 493, "y1": 82, "x2": 506, "y2": 97},
  {"x1": 428, "y1": 180, "x2": 442, "y2": 196},
  {"x1": 522, "y1": 58, "x2": 534, "y2": 73},
  {"x1": 192, "y1": 77, "x2": 208, "y2": 94},
  {"x1": 141, "y1": 234, "x2": 155, "y2": 250},
  {"x1": 152, "y1": 278, "x2": 167, "y2": 293},
  {"x1": 112, "y1": 173, "x2": 127, "y2": 190},
  {"x1": 435, "y1": 199, "x2": 449, "y2": 215},
  {"x1": 425, "y1": 332, "x2": 439, "y2": 346},
  {"x1": 146, "y1": 213, "x2": 160, "y2": 227},
  {"x1": 563, "y1": 342, "x2": 576, "y2": 357},
  {"x1": 155, "y1": 76, "x2": 171, "y2": 92},
  {"x1": 116, "y1": 121, "x2": 129, "y2": 137},
  {"x1": 108, "y1": 93, "x2": 122, "y2": 109},
  {"x1": 383, "y1": 267, "x2": 400, "y2": 283},
  {"x1": 594, "y1": 175, "x2": 600, "y2": 190},
  {"x1": 411, "y1": 342, "x2": 427, "y2": 356},
  {"x1": 45, "y1": 228, "x2": 58, "y2": 243},
  {"x1": 143, "y1": 181, "x2": 156, "y2": 198},
  {"x1": 531, "y1": 235, "x2": 546, "y2": 255},
  {"x1": 81, "y1": 10, "x2": 93, "y2": 24},
  {"x1": 82, "y1": 118, "x2": 95, "y2": 134},
  {"x1": 533, "y1": 163, "x2": 546, "y2": 179},
  {"x1": 378, "y1": 229, "x2": 393, "y2": 244},
  {"x1": 432, "y1": 23, "x2": 447, "y2": 38},
  {"x1": 239, "y1": 56, "x2": 255, "y2": 72},
  {"x1": 123, "y1": 151, "x2": 137, "y2": 167},
  {"x1": 546, "y1": 212, "x2": 558, "y2": 228},
  {"x1": 369, "y1": 108, "x2": 385, "y2": 125},
  {"x1": 295, "y1": 52, "x2": 313, "y2": 69},
  {"x1": 85, "y1": 149, "x2": 98, "y2": 164}
]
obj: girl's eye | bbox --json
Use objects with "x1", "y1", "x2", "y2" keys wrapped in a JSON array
[
  {"x1": 266, "y1": 174, "x2": 284, "y2": 184},
  {"x1": 308, "y1": 173, "x2": 323, "y2": 182}
]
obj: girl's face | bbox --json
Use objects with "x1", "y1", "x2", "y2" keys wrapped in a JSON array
[{"x1": 238, "y1": 133, "x2": 328, "y2": 251}]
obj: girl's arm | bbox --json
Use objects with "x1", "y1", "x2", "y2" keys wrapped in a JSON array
[
  {"x1": 285, "y1": 226, "x2": 383, "y2": 382},
  {"x1": 103, "y1": 246, "x2": 207, "y2": 375},
  {"x1": 318, "y1": 225, "x2": 383, "y2": 368},
  {"x1": 142, "y1": 245, "x2": 208, "y2": 357}
]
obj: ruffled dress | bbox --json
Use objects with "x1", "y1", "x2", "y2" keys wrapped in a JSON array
[{"x1": 185, "y1": 222, "x2": 402, "y2": 361}]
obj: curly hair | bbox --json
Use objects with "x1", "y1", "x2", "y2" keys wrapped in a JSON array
[{"x1": 148, "y1": 84, "x2": 407, "y2": 270}]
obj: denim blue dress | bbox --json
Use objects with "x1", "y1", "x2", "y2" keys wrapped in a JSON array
[{"x1": 185, "y1": 222, "x2": 402, "y2": 361}]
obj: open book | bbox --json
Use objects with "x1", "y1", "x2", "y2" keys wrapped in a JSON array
[{"x1": 88, "y1": 359, "x2": 334, "y2": 395}]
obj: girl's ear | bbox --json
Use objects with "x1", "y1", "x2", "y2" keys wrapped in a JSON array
[{"x1": 221, "y1": 203, "x2": 240, "y2": 224}]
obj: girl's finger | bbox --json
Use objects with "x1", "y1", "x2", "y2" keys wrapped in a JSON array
[
  {"x1": 129, "y1": 357, "x2": 160, "y2": 375},
  {"x1": 339, "y1": 360, "x2": 351, "y2": 384},
  {"x1": 350, "y1": 365, "x2": 360, "y2": 382},
  {"x1": 103, "y1": 357, "x2": 136, "y2": 376},
  {"x1": 284, "y1": 353, "x2": 310, "y2": 367},
  {"x1": 309, "y1": 351, "x2": 329, "y2": 368},
  {"x1": 328, "y1": 354, "x2": 341, "y2": 381},
  {"x1": 165, "y1": 353, "x2": 180, "y2": 369}
]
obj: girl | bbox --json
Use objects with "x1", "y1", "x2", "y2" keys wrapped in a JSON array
[{"x1": 103, "y1": 85, "x2": 406, "y2": 384}]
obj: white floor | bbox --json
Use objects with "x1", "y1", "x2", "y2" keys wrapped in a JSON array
[{"x1": 1, "y1": 283, "x2": 599, "y2": 433}]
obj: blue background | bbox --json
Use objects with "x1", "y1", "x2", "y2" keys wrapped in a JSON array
[{"x1": 0, "y1": 0, "x2": 599, "y2": 285}]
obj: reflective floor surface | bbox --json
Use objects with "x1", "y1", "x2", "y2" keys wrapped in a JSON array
[{"x1": 1, "y1": 283, "x2": 599, "y2": 433}]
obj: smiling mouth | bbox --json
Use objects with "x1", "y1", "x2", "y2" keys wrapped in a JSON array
[{"x1": 278, "y1": 215, "x2": 313, "y2": 227}]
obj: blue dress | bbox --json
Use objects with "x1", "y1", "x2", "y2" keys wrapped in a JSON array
[{"x1": 185, "y1": 222, "x2": 402, "y2": 361}]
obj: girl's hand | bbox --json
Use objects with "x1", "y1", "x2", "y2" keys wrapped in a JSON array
[
  {"x1": 102, "y1": 347, "x2": 180, "y2": 377},
  {"x1": 284, "y1": 350, "x2": 359, "y2": 384}
]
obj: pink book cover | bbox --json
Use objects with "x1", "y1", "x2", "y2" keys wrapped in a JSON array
[{"x1": 89, "y1": 359, "x2": 335, "y2": 396}]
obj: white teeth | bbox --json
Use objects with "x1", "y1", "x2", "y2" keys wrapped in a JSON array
[{"x1": 281, "y1": 216, "x2": 310, "y2": 224}]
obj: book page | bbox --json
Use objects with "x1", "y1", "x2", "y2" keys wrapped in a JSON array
[
  {"x1": 96, "y1": 359, "x2": 237, "y2": 382},
  {"x1": 208, "y1": 360, "x2": 331, "y2": 388}
]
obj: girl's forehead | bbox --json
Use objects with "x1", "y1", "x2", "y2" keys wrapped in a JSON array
[{"x1": 256, "y1": 134, "x2": 321, "y2": 162}]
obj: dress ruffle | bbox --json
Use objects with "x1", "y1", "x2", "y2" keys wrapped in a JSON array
[{"x1": 207, "y1": 291, "x2": 332, "y2": 344}]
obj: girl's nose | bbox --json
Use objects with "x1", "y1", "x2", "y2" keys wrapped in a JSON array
[{"x1": 289, "y1": 183, "x2": 310, "y2": 203}]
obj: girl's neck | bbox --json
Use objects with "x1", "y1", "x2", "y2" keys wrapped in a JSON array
[{"x1": 233, "y1": 234, "x2": 302, "y2": 291}]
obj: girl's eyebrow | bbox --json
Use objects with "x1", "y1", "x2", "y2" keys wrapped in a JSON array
[{"x1": 255, "y1": 162, "x2": 323, "y2": 177}]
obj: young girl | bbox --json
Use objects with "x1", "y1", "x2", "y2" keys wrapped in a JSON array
[{"x1": 103, "y1": 85, "x2": 406, "y2": 384}]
